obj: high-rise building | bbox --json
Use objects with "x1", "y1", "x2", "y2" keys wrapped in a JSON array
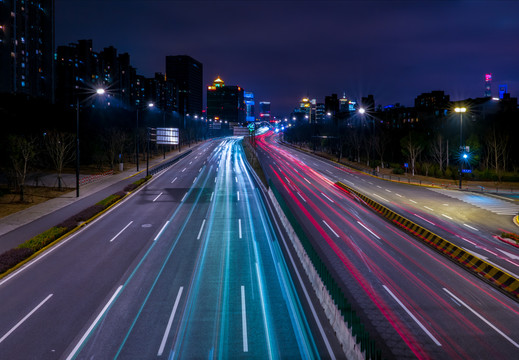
[
  {"x1": 485, "y1": 73, "x2": 492, "y2": 97},
  {"x1": 0, "y1": 0, "x2": 55, "y2": 100},
  {"x1": 206, "y1": 76, "x2": 246, "y2": 125},
  {"x1": 244, "y1": 91, "x2": 255, "y2": 122},
  {"x1": 165, "y1": 55, "x2": 203, "y2": 120},
  {"x1": 259, "y1": 101, "x2": 271, "y2": 122}
]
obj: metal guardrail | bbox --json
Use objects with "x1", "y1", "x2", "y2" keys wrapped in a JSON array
[{"x1": 269, "y1": 179, "x2": 382, "y2": 360}]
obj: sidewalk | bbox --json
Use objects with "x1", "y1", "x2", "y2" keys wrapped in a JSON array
[{"x1": 0, "y1": 143, "x2": 201, "y2": 238}]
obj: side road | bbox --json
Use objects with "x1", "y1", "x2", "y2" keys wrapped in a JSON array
[{"x1": 0, "y1": 142, "x2": 203, "y2": 253}]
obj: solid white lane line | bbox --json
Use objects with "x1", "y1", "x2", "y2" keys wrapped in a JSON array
[
  {"x1": 109, "y1": 221, "x2": 133, "y2": 242},
  {"x1": 322, "y1": 220, "x2": 339, "y2": 238},
  {"x1": 153, "y1": 192, "x2": 163, "y2": 202},
  {"x1": 357, "y1": 221, "x2": 381, "y2": 239},
  {"x1": 66, "y1": 286, "x2": 123, "y2": 360},
  {"x1": 0, "y1": 294, "x2": 53, "y2": 345},
  {"x1": 383, "y1": 285, "x2": 442, "y2": 346},
  {"x1": 443, "y1": 288, "x2": 519, "y2": 348},
  {"x1": 158, "y1": 287, "x2": 184, "y2": 356},
  {"x1": 321, "y1": 192, "x2": 335, "y2": 203},
  {"x1": 197, "y1": 219, "x2": 206, "y2": 240},
  {"x1": 463, "y1": 223, "x2": 479, "y2": 231},
  {"x1": 171, "y1": 177, "x2": 177, "y2": 184},
  {"x1": 241, "y1": 285, "x2": 248, "y2": 352},
  {"x1": 441, "y1": 214, "x2": 453, "y2": 220},
  {"x1": 239, "y1": 219, "x2": 242, "y2": 239},
  {"x1": 154, "y1": 221, "x2": 170, "y2": 241}
]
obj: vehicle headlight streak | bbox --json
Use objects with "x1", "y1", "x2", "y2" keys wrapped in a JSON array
[{"x1": 236, "y1": 146, "x2": 318, "y2": 358}]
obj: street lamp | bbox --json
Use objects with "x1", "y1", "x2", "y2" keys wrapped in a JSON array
[
  {"x1": 76, "y1": 87, "x2": 106, "y2": 197},
  {"x1": 455, "y1": 107, "x2": 467, "y2": 189},
  {"x1": 135, "y1": 102, "x2": 155, "y2": 172}
]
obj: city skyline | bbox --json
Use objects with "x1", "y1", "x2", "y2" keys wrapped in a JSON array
[{"x1": 55, "y1": 0, "x2": 519, "y2": 115}]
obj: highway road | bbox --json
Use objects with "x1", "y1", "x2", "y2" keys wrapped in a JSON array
[
  {"x1": 255, "y1": 131, "x2": 519, "y2": 359},
  {"x1": 0, "y1": 138, "x2": 339, "y2": 359}
]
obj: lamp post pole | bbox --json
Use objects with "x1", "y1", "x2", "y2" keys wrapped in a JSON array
[
  {"x1": 455, "y1": 107, "x2": 467, "y2": 189},
  {"x1": 76, "y1": 88, "x2": 106, "y2": 197},
  {"x1": 136, "y1": 109, "x2": 139, "y2": 172},
  {"x1": 76, "y1": 97, "x2": 80, "y2": 197}
]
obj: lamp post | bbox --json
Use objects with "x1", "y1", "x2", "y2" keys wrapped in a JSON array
[
  {"x1": 76, "y1": 88, "x2": 105, "y2": 197},
  {"x1": 135, "y1": 101, "x2": 155, "y2": 172},
  {"x1": 455, "y1": 107, "x2": 467, "y2": 189}
]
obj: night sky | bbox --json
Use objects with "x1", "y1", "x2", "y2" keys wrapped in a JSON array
[{"x1": 56, "y1": 0, "x2": 519, "y2": 116}]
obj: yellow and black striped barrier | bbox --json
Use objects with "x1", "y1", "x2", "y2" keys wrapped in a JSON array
[{"x1": 335, "y1": 181, "x2": 519, "y2": 300}]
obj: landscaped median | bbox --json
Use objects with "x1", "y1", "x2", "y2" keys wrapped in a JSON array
[
  {"x1": 0, "y1": 175, "x2": 152, "y2": 277},
  {"x1": 335, "y1": 181, "x2": 519, "y2": 300}
]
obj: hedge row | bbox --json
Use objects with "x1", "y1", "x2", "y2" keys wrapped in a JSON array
[{"x1": 0, "y1": 176, "x2": 150, "y2": 275}]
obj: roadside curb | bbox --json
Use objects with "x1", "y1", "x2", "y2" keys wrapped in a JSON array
[{"x1": 335, "y1": 181, "x2": 519, "y2": 300}]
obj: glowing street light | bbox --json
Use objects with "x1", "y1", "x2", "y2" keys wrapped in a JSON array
[
  {"x1": 455, "y1": 107, "x2": 467, "y2": 189},
  {"x1": 76, "y1": 87, "x2": 106, "y2": 197},
  {"x1": 358, "y1": 107, "x2": 366, "y2": 114}
]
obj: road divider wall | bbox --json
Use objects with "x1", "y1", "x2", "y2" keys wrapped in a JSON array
[
  {"x1": 335, "y1": 181, "x2": 519, "y2": 300},
  {"x1": 268, "y1": 179, "x2": 381, "y2": 360}
]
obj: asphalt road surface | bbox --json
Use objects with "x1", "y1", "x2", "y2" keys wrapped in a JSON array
[
  {"x1": 255, "y1": 131, "x2": 519, "y2": 359},
  {"x1": 0, "y1": 138, "x2": 340, "y2": 359}
]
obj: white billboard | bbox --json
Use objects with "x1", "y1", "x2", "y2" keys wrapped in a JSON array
[{"x1": 156, "y1": 127, "x2": 179, "y2": 145}]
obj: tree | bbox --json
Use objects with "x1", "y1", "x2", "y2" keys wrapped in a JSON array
[
  {"x1": 104, "y1": 128, "x2": 129, "y2": 170},
  {"x1": 8, "y1": 135, "x2": 37, "y2": 202},
  {"x1": 485, "y1": 126, "x2": 509, "y2": 181},
  {"x1": 429, "y1": 133, "x2": 446, "y2": 174},
  {"x1": 45, "y1": 132, "x2": 75, "y2": 190},
  {"x1": 373, "y1": 132, "x2": 390, "y2": 168},
  {"x1": 401, "y1": 132, "x2": 424, "y2": 176}
]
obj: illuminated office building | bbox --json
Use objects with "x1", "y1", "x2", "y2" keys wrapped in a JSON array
[{"x1": 207, "y1": 76, "x2": 246, "y2": 125}]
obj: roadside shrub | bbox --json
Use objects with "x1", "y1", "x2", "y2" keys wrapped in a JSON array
[
  {"x1": 501, "y1": 232, "x2": 519, "y2": 244},
  {"x1": 124, "y1": 175, "x2": 151, "y2": 192},
  {"x1": 72, "y1": 204, "x2": 105, "y2": 223},
  {"x1": 0, "y1": 248, "x2": 34, "y2": 273},
  {"x1": 18, "y1": 226, "x2": 68, "y2": 252},
  {"x1": 96, "y1": 191, "x2": 125, "y2": 208},
  {"x1": 392, "y1": 167, "x2": 404, "y2": 175}
]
